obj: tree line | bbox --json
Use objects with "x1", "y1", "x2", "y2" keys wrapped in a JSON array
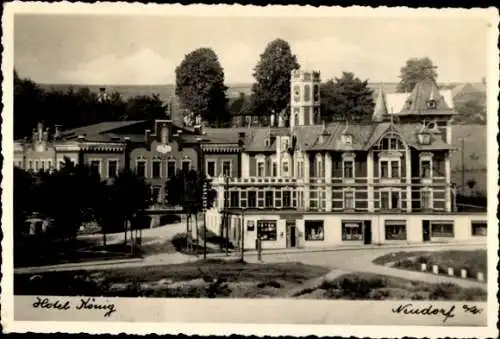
[
  {"x1": 14, "y1": 70, "x2": 168, "y2": 140},
  {"x1": 15, "y1": 37, "x2": 449, "y2": 138}
]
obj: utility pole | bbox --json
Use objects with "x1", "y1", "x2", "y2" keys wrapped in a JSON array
[
  {"x1": 241, "y1": 208, "x2": 246, "y2": 262},
  {"x1": 202, "y1": 179, "x2": 208, "y2": 260},
  {"x1": 461, "y1": 138, "x2": 465, "y2": 195}
]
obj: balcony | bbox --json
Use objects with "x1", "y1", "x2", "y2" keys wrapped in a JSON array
[{"x1": 212, "y1": 176, "x2": 301, "y2": 186}]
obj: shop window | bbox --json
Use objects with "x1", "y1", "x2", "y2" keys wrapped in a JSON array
[
  {"x1": 431, "y1": 221, "x2": 454, "y2": 237},
  {"x1": 305, "y1": 220, "x2": 324, "y2": 241},
  {"x1": 136, "y1": 160, "x2": 146, "y2": 178},
  {"x1": 385, "y1": 220, "x2": 407, "y2": 240},
  {"x1": 108, "y1": 160, "x2": 119, "y2": 178},
  {"x1": 222, "y1": 160, "x2": 232, "y2": 176},
  {"x1": 206, "y1": 160, "x2": 216, "y2": 177},
  {"x1": 471, "y1": 221, "x2": 487, "y2": 236},
  {"x1": 152, "y1": 160, "x2": 161, "y2": 178},
  {"x1": 342, "y1": 221, "x2": 363, "y2": 241},
  {"x1": 257, "y1": 220, "x2": 277, "y2": 241},
  {"x1": 167, "y1": 160, "x2": 176, "y2": 178}
]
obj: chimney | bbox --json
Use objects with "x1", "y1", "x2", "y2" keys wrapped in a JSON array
[
  {"x1": 37, "y1": 122, "x2": 43, "y2": 142},
  {"x1": 54, "y1": 125, "x2": 62, "y2": 140},
  {"x1": 43, "y1": 127, "x2": 49, "y2": 142},
  {"x1": 238, "y1": 132, "x2": 246, "y2": 147},
  {"x1": 145, "y1": 129, "x2": 151, "y2": 143},
  {"x1": 160, "y1": 124, "x2": 169, "y2": 144}
]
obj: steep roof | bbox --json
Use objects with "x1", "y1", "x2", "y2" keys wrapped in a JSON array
[
  {"x1": 372, "y1": 87, "x2": 388, "y2": 121},
  {"x1": 399, "y1": 78, "x2": 455, "y2": 116}
]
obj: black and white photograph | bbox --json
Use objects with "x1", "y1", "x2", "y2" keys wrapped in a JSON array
[{"x1": 1, "y1": 3, "x2": 498, "y2": 336}]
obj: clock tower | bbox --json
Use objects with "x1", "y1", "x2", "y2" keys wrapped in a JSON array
[{"x1": 290, "y1": 69, "x2": 321, "y2": 130}]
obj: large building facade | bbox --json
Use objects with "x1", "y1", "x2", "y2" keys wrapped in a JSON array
[{"x1": 14, "y1": 71, "x2": 488, "y2": 249}]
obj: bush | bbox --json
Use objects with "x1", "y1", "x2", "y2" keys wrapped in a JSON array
[
  {"x1": 336, "y1": 274, "x2": 387, "y2": 299},
  {"x1": 257, "y1": 280, "x2": 282, "y2": 289},
  {"x1": 429, "y1": 283, "x2": 461, "y2": 300},
  {"x1": 393, "y1": 259, "x2": 416, "y2": 269}
]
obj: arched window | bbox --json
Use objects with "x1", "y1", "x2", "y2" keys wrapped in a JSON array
[{"x1": 304, "y1": 84, "x2": 311, "y2": 102}]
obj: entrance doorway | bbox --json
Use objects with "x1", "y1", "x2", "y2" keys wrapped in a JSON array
[
  {"x1": 422, "y1": 220, "x2": 431, "y2": 242},
  {"x1": 286, "y1": 220, "x2": 296, "y2": 248},
  {"x1": 363, "y1": 221, "x2": 372, "y2": 245}
]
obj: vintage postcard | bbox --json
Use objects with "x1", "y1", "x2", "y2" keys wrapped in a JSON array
[{"x1": 1, "y1": 3, "x2": 499, "y2": 337}]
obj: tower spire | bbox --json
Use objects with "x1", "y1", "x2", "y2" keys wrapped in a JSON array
[{"x1": 373, "y1": 85, "x2": 388, "y2": 122}]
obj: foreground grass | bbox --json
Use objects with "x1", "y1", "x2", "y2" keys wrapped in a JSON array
[
  {"x1": 296, "y1": 273, "x2": 486, "y2": 301},
  {"x1": 372, "y1": 250, "x2": 487, "y2": 279},
  {"x1": 14, "y1": 259, "x2": 330, "y2": 298},
  {"x1": 14, "y1": 259, "x2": 485, "y2": 300}
]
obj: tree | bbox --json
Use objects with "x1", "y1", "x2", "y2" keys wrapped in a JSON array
[
  {"x1": 165, "y1": 169, "x2": 216, "y2": 252},
  {"x1": 454, "y1": 98, "x2": 486, "y2": 124},
  {"x1": 397, "y1": 57, "x2": 438, "y2": 93},
  {"x1": 175, "y1": 48, "x2": 229, "y2": 127},
  {"x1": 320, "y1": 72, "x2": 375, "y2": 122},
  {"x1": 97, "y1": 169, "x2": 151, "y2": 248},
  {"x1": 250, "y1": 38, "x2": 300, "y2": 122},
  {"x1": 13, "y1": 166, "x2": 36, "y2": 236},
  {"x1": 14, "y1": 70, "x2": 44, "y2": 139},
  {"x1": 124, "y1": 94, "x2": 167, "y2": 121}
]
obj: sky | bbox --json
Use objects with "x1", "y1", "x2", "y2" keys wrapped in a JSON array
[{"x1": 14, "y1": 13, "x2": 491, "y2": 85}]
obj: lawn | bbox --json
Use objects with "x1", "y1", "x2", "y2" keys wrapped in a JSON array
[
  {"x1": 14, "y1": 259, "x2": 330, "y2": 298},
  {"x1": 296, "y1": 273, "x2": 486, "y2": 301},
  {"x1": 372, "y1": 250, "x2": 487, "y2": 280},
  {"x1": 14, "y1": 259, "x2": 486, "y2": 301}
]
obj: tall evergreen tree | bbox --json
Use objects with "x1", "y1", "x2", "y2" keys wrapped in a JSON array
[{"x1": 320, "y1": 72, "x2": 375, "y2": 122}]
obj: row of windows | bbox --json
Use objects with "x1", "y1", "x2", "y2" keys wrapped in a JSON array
[
  {"x1": 250, "y1": 219, "x2": 486, "y2": 243},
  {"x1": 88, "y1": 159, "x2": 192, "y2": 179},
  {"x1": 225, "y1": 187, "x2": 445, "y2": 211},
  {"x1": 206, "y1": 160, "x2": 232, "y2": 177}
]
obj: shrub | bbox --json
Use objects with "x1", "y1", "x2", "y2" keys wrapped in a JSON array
[
  {"x1": 337, "y1": 275, "x2": 387, "y2": 299},
  {"x1": 429, "y1": 283, "x2": 461, "y2": 300},
  {"x1": 257, "y1": 280, "x2": 282, "y2": 289},
  {"x1": 368, "y1": 288, "x2": 390, "y2": 300},
  {"x1": 394, "y1": 259, "x2": 416, "y2": 269}
]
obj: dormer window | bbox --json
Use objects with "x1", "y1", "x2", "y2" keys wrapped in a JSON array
[
  {"x1": 265, "y1": 138, "x2": 270, "y2": 147},
  {"x1": 426, "y1": 99, "x2": 437, "y2": 109},
  {"x1": 341, "y1": 134, "x2": 353, "y2": 145},
  {"x1": 418, "y1": 131, "x2": 432, "y2": 145}
]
